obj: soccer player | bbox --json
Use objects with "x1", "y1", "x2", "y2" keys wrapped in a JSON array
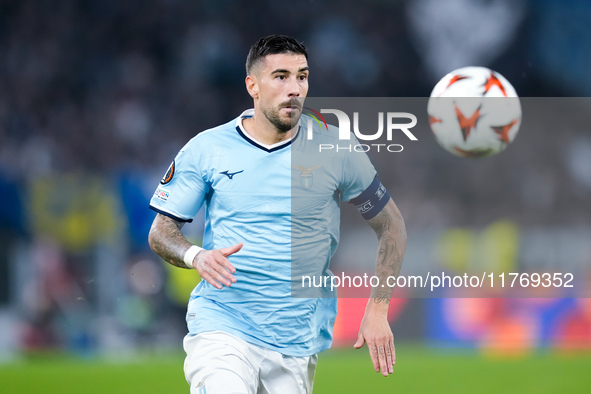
[{"x1": 148, "y1": 34, "x2": 406, "y2": 393}]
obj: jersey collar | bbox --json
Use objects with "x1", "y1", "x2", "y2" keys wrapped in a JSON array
[{"x1": 235, "y1": 109, "x2": 300, "y2": 153}]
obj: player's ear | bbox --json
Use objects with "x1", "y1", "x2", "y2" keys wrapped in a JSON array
[{"x1": 245, "y1": 75, "x2": 259, "y2": 99}]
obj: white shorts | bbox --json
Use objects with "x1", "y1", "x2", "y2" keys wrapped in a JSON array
[{"x1": 183, "y1": 331, "x2": 317, "y2": 394}]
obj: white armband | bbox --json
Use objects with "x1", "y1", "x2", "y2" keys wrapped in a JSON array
[{"x1": 183, "y1": 245, "x2": 203, "y2": 269}]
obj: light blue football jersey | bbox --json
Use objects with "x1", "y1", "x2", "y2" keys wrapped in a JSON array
[{"x1": 149, "y1": 109, "x2": 377, "y2": 356}]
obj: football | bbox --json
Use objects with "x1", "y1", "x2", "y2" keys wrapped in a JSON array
[{"x1": 427, "y1": 66, "x2": 522, "y2": 158}]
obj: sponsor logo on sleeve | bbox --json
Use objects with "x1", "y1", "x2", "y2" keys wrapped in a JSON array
[
  {"x1": 291, "y1": 165, "x2": 322, "y2": 189},
  {"x1": 154, "y1": 187, "x2": 170, "y2": 202}
]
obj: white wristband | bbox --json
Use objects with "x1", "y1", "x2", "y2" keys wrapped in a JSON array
[{"x1": 183, "y1": 245, "x2": 203, "y2": 269}]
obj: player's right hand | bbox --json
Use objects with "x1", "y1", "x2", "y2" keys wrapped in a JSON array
[{"x1": 192, "y1": 243, "x2": 243, "y2": 289}]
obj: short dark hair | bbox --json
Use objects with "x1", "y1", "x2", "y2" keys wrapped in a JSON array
[{"x1": 245, "y1": 34, "x2": 308, "y2": 75}]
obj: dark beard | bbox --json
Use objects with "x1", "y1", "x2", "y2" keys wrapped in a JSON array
[{"x1": 263, "y1": 106, "x2": 301, "y2": 133}]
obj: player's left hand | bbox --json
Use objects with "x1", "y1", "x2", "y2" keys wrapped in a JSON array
[{"x1": 353, "y1": 306, "x2": 395, "y2": 377}]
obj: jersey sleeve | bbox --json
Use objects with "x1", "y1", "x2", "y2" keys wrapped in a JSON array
[
  {"x1": 339, "y1": 139, "x2": 378, "y2": 203},
  {"x1": 149, "y1": 139, "x2": 208, "y2": 222}
]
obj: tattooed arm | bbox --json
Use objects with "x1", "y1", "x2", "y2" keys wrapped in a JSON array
[
  {"x1": 367, "y1": 198, "x2": 406, "y2": 302},
  {"x1": 353, "y1": 198, "x2": 407, "y2": 377},
  {"x1": 148, "y1": 213, "x2": 242, "y2": 289},
  {"x1": 148, "y1": 213, "x2": 191, "y2": 268}
]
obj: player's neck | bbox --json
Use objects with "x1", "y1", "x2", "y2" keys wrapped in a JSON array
[{"x1": 242, "y1": 114, "x2": 295, "y2": 146}]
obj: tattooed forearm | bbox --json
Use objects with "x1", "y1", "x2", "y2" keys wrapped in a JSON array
[
  {"x1": 148, "y1": 213, "x2": 193, "y2": 268},
  {"x1": 372, "y1": 295, "x2": 391, "y2": 304},
  {"x1": 366, "y1": 199, "x2": 407, "y2": 302}
]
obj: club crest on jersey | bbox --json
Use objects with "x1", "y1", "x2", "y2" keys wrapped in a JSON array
[
  {"x1": 161, "y1": 160, "x2": 175, "y2": 185},
  {"x1": 292, "y1": 165, "x2": 322, "y2": 189}
]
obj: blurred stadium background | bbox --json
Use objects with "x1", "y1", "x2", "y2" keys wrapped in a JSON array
[{"x1": 1, "y1": 0, "x2": 590, "y2": 392}]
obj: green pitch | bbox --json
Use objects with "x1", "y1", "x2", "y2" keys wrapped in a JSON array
[{"x1": 1, "y1": 345, "x2": 590, "y2": 393}]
